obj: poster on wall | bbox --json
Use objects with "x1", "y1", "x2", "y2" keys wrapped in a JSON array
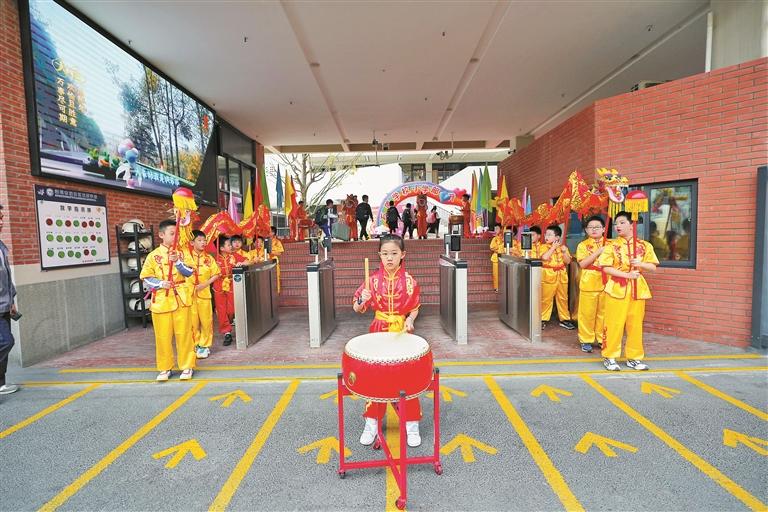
[
  {"x1": 25, "y1": 0, "x2": 215, "y2": 197},
  {"x1": 35, "y1": 185, "x2": 110, "y2": 270}
]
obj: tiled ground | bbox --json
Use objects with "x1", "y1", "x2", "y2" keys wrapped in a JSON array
[{"x1": 35, "y1": 305, "x2": 746, "y2": 369}]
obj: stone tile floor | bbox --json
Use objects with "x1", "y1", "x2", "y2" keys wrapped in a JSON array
[{"x1": 34, "y1": 305, "x2": 747, "y2": 369}]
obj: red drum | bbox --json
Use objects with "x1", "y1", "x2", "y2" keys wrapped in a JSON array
[{"x1": 342, "y1": 332, "x2": 433, "y2": 402}]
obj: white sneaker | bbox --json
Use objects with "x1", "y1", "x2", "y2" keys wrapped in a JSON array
[
  {"x1": 359, "y1": 418, "x2": 378, "y2": 446},
  {"x1": 406, "y1": 421, "x2": 421, "y2": 447},
  {"x1": 195, "y1": 346, "x2": 210, "y2": 359},
  {"x1": 179, "y1": 369, "x2": 194, "y2": 380},
  {"x1": 156, "y1": 370, "x2": 171, "y2": 382},
  {"x1": 0, "y1": 384, "x2": 19, "y2": 395},
  {"x1": 626, "y1": 359, "x2": 649, "y2": 371}
]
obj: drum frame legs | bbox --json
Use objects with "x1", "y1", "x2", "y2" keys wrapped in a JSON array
[{"x1": 336, "y1": 368, "x2": 442, "y2": 510}]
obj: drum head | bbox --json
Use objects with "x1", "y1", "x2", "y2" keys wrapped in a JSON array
[{"x1": 344, "y1": 332, "x2": 429, "y2": 363}]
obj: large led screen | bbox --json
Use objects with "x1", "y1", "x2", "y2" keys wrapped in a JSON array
[{"x1": 26, "y1": 0, "x2": 214, "y2": 196}]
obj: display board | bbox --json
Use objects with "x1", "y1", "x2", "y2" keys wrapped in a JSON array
[
  {"x1": 35, "y1": 185, "x2": 110, "y2": 270},
  {"x1": 24, "y1": 0, "x2": 214, "y2": 197}
]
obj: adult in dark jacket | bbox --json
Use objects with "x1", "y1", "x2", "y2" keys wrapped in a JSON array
[{"x1": 356, "y1": 195, "x2": 374, "y2": 240}]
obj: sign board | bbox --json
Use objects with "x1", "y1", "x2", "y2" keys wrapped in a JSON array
[{"x1": 35, "y1": 185, "x2": 109, "y2": 270}]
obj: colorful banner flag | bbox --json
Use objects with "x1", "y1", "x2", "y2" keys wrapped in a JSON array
[
  {"x1": 275, "y1": 165, "x2": 284, "y2": 209},
  {"x1": 228, "y1": 190, "x2": 241, "y2": 224},
  {"x1": 259, "y1": 166, "x2": 270, "y2": 208},
  {"x1": 243, "y1": 181, "x2": 253, "y2": 221},
  {"x1": 284, "y1": 169, "x2": 294, "y2": 218}
]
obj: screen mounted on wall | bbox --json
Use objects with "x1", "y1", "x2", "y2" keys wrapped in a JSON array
[{"x1": 25, "y1": 0, "x2": 215, "y2": 197}]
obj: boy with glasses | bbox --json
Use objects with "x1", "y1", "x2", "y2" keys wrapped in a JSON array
[{"x1": 575, "y1": 216, "x2": 607, "y2": 352}]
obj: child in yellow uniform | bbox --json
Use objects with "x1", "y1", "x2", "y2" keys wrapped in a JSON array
[
  {"x1": 186, "y1": 230, "x2": 220, "y2": 359},
  {"x1": 140, "y1": 219, "x2": 196, "y2": 381},
  {"x1": 540, "y1": 225, "x2": 576, "y2": 330},
  {"x1": 490, "y1": 226, "x2": 522, "y2": 291},
  {"x1": 598, "y1": 211, "x2": 659, "y2": 371},
  {"x1": 269, "y1": 226, "x2": 285, "y2": 293},
  {"x1": 230, "y1": 235, "x2": 257, "y2": 265},
  {"x1": 575, "y1": 216, "x2": 607, "y2": 352}
]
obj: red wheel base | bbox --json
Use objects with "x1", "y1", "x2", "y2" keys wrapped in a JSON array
[
  {"x1": 373, "y1": 437, "x2": 382, "y2": 450},
  {"x1": 434, "y1": 462, "x2": 443, "y2": 475},
  {"x1": 338, "y1": 470, "x2": 346, "y2": 479},
  {"x1": 396, "y1": 498, "x2": 406, "y2": 510}
]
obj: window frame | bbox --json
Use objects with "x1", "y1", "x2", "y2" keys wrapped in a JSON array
[{"x1": 627, "y1": 179, "x2": 698, "y2": 269}]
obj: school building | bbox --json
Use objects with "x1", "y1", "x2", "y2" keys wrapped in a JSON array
[{"x1": 0, "y1": 0, "x2": 766, "y2": 366}]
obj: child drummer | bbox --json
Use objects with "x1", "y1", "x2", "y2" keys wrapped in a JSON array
[{"x1": 352, "y1": 234, "x2": 422, "y2": 448}]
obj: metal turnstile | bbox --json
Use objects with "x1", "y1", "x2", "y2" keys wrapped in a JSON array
[
  {"x1": 439, "y1": 255, "x2": 468, "y2": 344},
  {"x1": 232, "y1": 260, "x2": 279, "y2": 349},
  {"x1": 498, "y1": 255, "x2": 542, "y2": 343},
  {"x1": 307, "y1": 257, "x2": 337, "y2": 347}
]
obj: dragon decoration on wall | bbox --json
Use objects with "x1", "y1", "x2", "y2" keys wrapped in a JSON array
[{"x1": 495, "y1": 168, "x2": 629, "y2": 228}]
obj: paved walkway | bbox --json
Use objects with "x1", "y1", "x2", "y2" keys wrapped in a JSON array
[{"x1": 31, "y1": 305, "x2": 747, "y2": 370}]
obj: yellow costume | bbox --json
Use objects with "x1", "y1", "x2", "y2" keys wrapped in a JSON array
[
  {"x1": 650, "y1": 233, "x2": 669, "y2": 259},
  {"x1": 537, "y1": 242, "x2": 572, "y2": 322},
  {"x1": 139, "y1": 245, "x2": 196, "y2": 372},
  {"x1": 575, "y1": 238, "x2": 606, "y2": 345},
  {"x1": 270, "y1": 238, "x2": 285, "y2": 293},
  {"x1": 677, "y1": 233, "x2": 690, "y2": 260},
  {"x1": 185, "y1": 249, "x2": 220, "y2": 349},
  {"x1": 490, "y1": 234, "x2": 522, "y2": 291},
  {"x1": 598, "y1": 238, "x2": 659, "y2": 360}
]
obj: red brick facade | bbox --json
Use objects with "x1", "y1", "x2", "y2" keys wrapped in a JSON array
[
  {"x1": 500, "y1": 57, "x2": 768, "y2": 346},
  {"x1": 0, "y1": 1, "x2": 253, "y2": 265}
]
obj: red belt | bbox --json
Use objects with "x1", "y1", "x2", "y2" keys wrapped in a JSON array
[
  {"x1": 586, "y1": 265, "x2": 608, "y2": 285},
  {"x1": 543, "y1": 265, "x2": 566, "y2": 271}
]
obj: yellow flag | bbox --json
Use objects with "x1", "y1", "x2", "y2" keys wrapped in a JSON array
[
  {"x1": 498, "y1": 175, "x2": 508, "y2": 200},
  {"x1": 243, "y1": 181, "x2": 253, "y2": 220},
  {"x1": 284, "y1": 170, "x2": 294, "y2": 218}
]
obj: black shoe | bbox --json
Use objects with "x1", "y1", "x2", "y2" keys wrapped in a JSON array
[
  {"x1": 541, "y1": 321, "x2": 548, "y2": 329},
  {"x1": 559, "y1": 320, "x2": 576, "y2": 330},
  {"x1": 580, "y1": 343, "x2": 593, "y2": 353},
  {"x1": 223, "y1": 333, "x2": 233, "y2": 346}
]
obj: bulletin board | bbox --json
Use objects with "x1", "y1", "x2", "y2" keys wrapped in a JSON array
[{"x1": 35, "y1": 185, "x2": 110, "y2": 270}]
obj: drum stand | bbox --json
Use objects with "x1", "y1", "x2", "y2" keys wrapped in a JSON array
[{"x1": 336, "y1": 368, "x2": 443, "y2": 510}]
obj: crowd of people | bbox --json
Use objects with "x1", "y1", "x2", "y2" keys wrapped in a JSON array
[{"x1": 488, "y1": 211, "x2": 658, "y2": 372}]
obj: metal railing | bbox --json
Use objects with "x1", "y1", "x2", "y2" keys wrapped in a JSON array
[{"x1": 307, "y1": 258, "x2": 337, "y2": 347}]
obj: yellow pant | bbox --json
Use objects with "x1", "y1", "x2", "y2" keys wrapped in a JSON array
[
  {"x1": 577, "y1": 290, "x2": 605, "y2": 344},
  {"x1": 152, "y1": 306, "x2": 196, "y2": 372},
  {"x1": 276, "y1": 262, "x2": 281, "y2": 294},
  {"x1": 542, "y1": 280, "x2": 571, "y2": 322},
  {"x1": 602, "y1": 293, "x2": 646, "y2": 360},
  {"x1": 492, "y1": 259, "x2": 499, "y2": 290},
  {"x1": 190, "y1": 296, "x2": 214, "y2": 348}
]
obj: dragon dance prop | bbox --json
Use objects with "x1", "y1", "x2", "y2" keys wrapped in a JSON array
[
  {"x1": 199, "y1": 203, "x2": 271, "y2": 250},
  {"x1": 375, "y1": 182, "x2": 468, "y2": 228},
  {"x1": 518, "y1": 168, "x2": 628, "y2": 242}
]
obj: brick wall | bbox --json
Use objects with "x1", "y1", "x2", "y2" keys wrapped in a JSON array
[
  {"x1": 499, "y1": 57, "x2": 768, "y2": 346},
  {"x1": 0, "y1": 0, "x2": 238, "y2": 265}
]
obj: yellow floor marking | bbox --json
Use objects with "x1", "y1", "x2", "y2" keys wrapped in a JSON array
[
  {"x1": 0, "y1": 384, "x2": 100, "y2": 440},
  {"x1": 440, "y1": 433, "x2": 498, "y2": 462},
  {"x1": 20, "y1": 365, "x2": 768, "y2": 388},
  {"x1": 424, "y1": 385, "x2": 467, "y2": 402},
  {"x1": 296, "y1": 437, "x2": 350, "y2": 464},
  {"x1": 485, "y1": 376, "x2": 584, "y2": 512},
  {"x1": 722, "y1": 429, "x2": 768, "y2": 456},
  {"x1": 675, "y1": 372, "x2": 768, "y2": 421},
  {"x1": 582, "y1": 376, "x2": 767, "y2": 512},
  {"x1": 152, "y1": 439, "x2": 207, "y2": 468},
  {"x1": 384, "y1": 405, "x2": 402, "y2": 512},
  {"x1": 209, "y1": 380, "x2": 299, "y2": 512},
  {"x1": 57, "y1": 353, "x2": 763, "y2": 374},
  {"x1": 574, "y1": 432, "x2": 638, "y2": 458},
  {"x1": 531, "y1": 384, "x2": 572, "y2": 402},
  {"x1": 39, "y1": 382, "x2": 206, "y2": 512},
  {"x1": 640, "y1": 382, "x2": 681, "y2": 398},
  {"x1": 209, "y1": 390, "x2": 252, "y2": 408}
]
